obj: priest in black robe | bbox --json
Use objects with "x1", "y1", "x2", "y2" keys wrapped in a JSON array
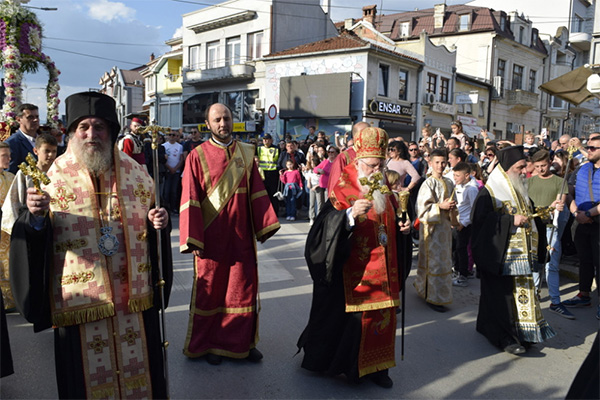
[
  {"x1": 9, "y1": 92, "x2": 172, "y2": 399},
  {"x1": 298, "y1": 127, "x2": 410, "y2": 388},
  {"x1": 471, "y1": 145, "x2": 554, "y2": 355}
]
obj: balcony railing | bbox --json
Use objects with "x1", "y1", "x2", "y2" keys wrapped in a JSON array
[
  {"x1": 506, "y1": 89, "x2": 538, "y2": 111},
  {"x1": 185, "y1": 63, "x2": 255, "y2": 85}
]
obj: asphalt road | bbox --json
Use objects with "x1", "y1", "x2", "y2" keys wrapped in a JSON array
[{"x1": 1, "y1": 215, "x2": 597, "y2": 399}]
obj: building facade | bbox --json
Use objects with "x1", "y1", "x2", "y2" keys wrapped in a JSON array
[{"x1": 98, "y1": 66, "x2": 145, "y2": 131}]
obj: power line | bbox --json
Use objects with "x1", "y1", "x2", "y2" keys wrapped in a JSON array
[
  {"x1": 44, "y1": 46, "x2": 143, "y2": 66},
  {"x1": 44, "y1": 36, "x2": 169, "y2": 47}
]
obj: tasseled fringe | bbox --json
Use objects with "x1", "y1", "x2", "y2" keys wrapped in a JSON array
[
  {"x1": 53, "y1": 303, "x2": 115, "y2": 327},
  {"x1": 128, "y1": 294, "x2": 153, "y2": 313},
  {"x1": 125, "y1": 375, "x2": 148, "y2": 390},
  {"x1": 517, "y1": 320, "x2": 557, "y2": 343},
  {"x1": 359, "y1": 360, "x2": 396, "y2": 378},
  {"x1": 91, "y1": 387, "x2": 114, "y2": 399},
  {"x1": 503, "y1": 255, "x2": 534, "y2": 276}
]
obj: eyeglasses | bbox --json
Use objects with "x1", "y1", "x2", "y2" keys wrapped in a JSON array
[
  {"x1": 586, "y1": 146, "x2": 599, "y2": 152},
  {"x1": 409, "y1": 148, "x2": 418, "y2": 151},
  {"x1": 388, "y1": 149, "x2": 397, "y2": 152},
  {"x1": 359, "y1": 159, "x2": 383, "y2": 170},
  {"x1": 25, "y1": 115, "x2": 39, "y2": 121},
  {"x1": 327, "y1": 150, "x2": 336, "y2": 153},
  {"x1": 486, "y1": 153, "x2": 494, "y2": 156}
]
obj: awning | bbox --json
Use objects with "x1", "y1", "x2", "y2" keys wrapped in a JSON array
[{"x1": 539, "y1": 64, "x2": 600, "y2": 106}]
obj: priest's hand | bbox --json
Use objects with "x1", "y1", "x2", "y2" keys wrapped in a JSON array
[
  {"x1": 148, "y1": 207, "x2": 168, "y2": 230},
  {"x1": 26, "y1": 187, "x2": 50, "y2": 217},
  {"x1": 398, "y1": 218, "x2": 411, "y2": 235},
  {"x1": 351, "y1": 199, "x2": 372, "y2": 218},
  {"x1": 192, "y1": 249, "x2": 204, "y2": 258},
  {"x1": 513, "y1": 214, "x2": 528, "y2": 227},
  {"x1": 440, "y1": 198, "x2": 456, "y2": 210}
]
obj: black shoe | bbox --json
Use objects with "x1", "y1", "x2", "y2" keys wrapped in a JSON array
[
  {"x1": 206, "y1": 353, "x2": 223, "y2": 365},
  {"x1": 246, "y1": 348, "x2": 263, "y2": 362},
  {"x1": 503, "y1": 343, "x2": 526, "y2": 355},
  {"x1": 369, "y1": 370, "x2": 393, "y2": 388},
  {"x1": 426, "y1": 302, "x2": 448, "y2": 313},
  {"x1": 395, "y1": 307, "x2": 402, "y2": 314}
]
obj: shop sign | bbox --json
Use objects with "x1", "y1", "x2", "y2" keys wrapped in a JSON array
[
  {"x1": 369, "y1": 99, "x2": 413, "y2": 117},
  {"x1": 431, "y1": 102, "x2": 456, "y2": 115},
  {"x1": 455, "y1": 92, "x2": 479, "y2": 104}
]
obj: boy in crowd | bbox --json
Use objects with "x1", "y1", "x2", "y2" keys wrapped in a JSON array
[
  {"x1": 451, "y1": 162, "x2": 478, "y2": 287},
  {"x1": 527, "y1": 150, "x2": 571, "y2": 318},
  {"x1": 415, "y1": 149, "x2": 457, "y2": 312},
  {"x1": 2, "y1": 133, "x2": 58, "y2": 236}
]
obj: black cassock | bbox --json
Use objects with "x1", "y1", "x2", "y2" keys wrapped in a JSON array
[
  {"x1": 10, "y1": 211, "x2": 173, "y2": 399},
  {"x1": 471, "y1": 188, "x2": 546, "y2": 349},
  {"x1": 297, "y1": 200, "x2": 407, "y2": 381}
]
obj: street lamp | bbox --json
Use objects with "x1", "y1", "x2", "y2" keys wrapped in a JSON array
[{"x1": 23, "y1": 6, "x2": 58, "y2": 11}]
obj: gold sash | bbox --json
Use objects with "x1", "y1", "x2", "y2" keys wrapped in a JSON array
[{"x1": 196, "y1": 142, "x2": 255, "y2": 229}]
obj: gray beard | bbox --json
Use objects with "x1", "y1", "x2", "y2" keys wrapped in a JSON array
[
  {"x1": 508, "y1": 171, "x2": 530, "y2": 206},
  {"x1": 357, "y1": 167, "x2": 387, "y2": 215},
  {"x1": 69, "y1": 134, "x2": 113, "y2": 177}
]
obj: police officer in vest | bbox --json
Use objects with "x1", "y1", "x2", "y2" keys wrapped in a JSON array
[{"x1": 257, "y1": 133, "x2": 280, "y2": 211}]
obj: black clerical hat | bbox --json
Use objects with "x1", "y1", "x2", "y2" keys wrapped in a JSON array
[
  {"x1": 497, "y1": 145, "x2": 526, "y2": 170},
  {"x1": 65, "y1": 92, "x2": 120, "y2": 141}
]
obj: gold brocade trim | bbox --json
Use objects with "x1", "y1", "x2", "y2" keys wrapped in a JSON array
[
  {"x1": 197, "y1": 144, "x2": 212, "y2": 194},
  {"x1": 236, "y1": 187, "x2": 248, "y2": 194},
  {"x1": 52, "y1": 303, "x2": 115, "y2": 327},
  {"x1": 198, "y1": 143, "x2": 252, "y2": 229},
  {"x1": 61, "y1": 271, "x2": 95, "y2": 286},
  {"x1": 91, "y1": 386, "x2": 114, "y2": 399},
  {"x1": 55, "y1": 238, "x2": 88, "y2": 253},
  {"x1": 192, "y1": 305, "x2": 256, "y2": 316},
  {"x1": 181, "y1": 237, "x2": 204, "y2": 253},
  {"x1": 345, "y1": 299, "x2": 398, "y2": 313},
  {"x1": 250, "y1": 189, "x2": 267, "y2": 202},
  {"x1": 124, "y1": 375, "x2": 148, "y2": 390},
  {"x1": 180, "y1": 198, "x2": 201, "y2": 213},
  {"x1": 359, "y1": 360, "x2": 397, "y2": 378},
  {"x1": 137, "y1": 263, "x2": 152, "y2": 273},
  {"x1": 128, "y1": 294, "x2": 153, "y2": 313},
  {"x1": 255, "y1": 222, "x2": 280, "y2": 240}
]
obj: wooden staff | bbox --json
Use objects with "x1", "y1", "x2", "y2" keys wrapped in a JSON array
[
  {"x1": 137, "y1": 124, "x2": 171, "y2": 397},
  {"x1": 398, "y1": 190, "x2": 410, "y2": 361}
]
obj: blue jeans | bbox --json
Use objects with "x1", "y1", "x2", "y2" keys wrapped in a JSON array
[
  {"x1": 533, "y1": 208, "x2": 568, "y2": 304},
  {"x1": 285, "y1": 190, "x2": 297, "y2": 218}
]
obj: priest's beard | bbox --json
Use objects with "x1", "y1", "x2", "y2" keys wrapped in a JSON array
[
  {"x1": 357, "y1": 167, "x2": 387, "y2": 215},
  {"x1": 69, "y1": 133, "x2": 113, "y2": 177},
  {"x1": 508, "y1": 171, "x2": 530, "y2": 205}
]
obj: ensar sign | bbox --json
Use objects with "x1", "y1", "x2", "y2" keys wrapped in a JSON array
[{"x1": 369, "y1": 99, "x2": 413, "y2": 117}]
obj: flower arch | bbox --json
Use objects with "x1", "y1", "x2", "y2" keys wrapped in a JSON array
[{"x1": 1, "y1": 0, "x2": 60, "y2": 127}]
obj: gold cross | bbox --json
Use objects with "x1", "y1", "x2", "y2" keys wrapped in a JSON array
[
  {"x1": 134, "y1": 183, "x2": 151, "y2": 205},
  {"x1": 88, "y1": 335, "x2": 108, "y2": 354},
  {"x1": 136, "y1": 124, "x2": 171, "y2": 150},
  {"x1": 50, "y1": 186, "x2": 77, "y2": 211},
  {"x1": 358, "y1": 172, "x2": 391, "y2": 200},
  {"x1": 18, "y1": 153, "x2": 50, "y2": 194}
]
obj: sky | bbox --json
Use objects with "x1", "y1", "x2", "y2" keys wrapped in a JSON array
[{"x1": 18, "y1": 0, "x2": 468, "y2": 122}]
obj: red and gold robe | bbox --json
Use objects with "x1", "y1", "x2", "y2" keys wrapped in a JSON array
[
  {"x1": 180, "y1": 139, "x2": 280, "y2": 358},
  {"x1": 329, "y1": 163, "x2": 400, "y2": 377}
]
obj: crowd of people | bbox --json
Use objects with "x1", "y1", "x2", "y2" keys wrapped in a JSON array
[{"x1": 0, "y1": 99, "x2": 597, "y2": 398}]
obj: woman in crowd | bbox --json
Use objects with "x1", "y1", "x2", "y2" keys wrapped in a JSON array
[
  {"x1": 386, "y1": 140, "x2": 421, "y2": 192},
  {"x1": 314, "y1": 145, "x2": 339, "y2": 213}
]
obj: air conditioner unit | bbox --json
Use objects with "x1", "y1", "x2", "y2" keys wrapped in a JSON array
[
  {"x1": 492, "y1": 76, "x2": 503, "y2": 98},
  {"x1": 424, "y1": 92, "x2": 436, "y2": 105},
  {"x1": 255, "y1": 98, "x2": 265, "y2": 110}
]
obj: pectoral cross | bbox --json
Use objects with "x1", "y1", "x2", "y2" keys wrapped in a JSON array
[
  {"x1": 359, "y1": 172, "x2": 391, "y2": 200},
  {"x1": 19, "y1": 153, "x2": 50, "y2": 194}
]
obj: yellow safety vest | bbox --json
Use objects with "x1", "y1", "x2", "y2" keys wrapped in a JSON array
[{"x1": 257, "y1": 146, "x2": 279, "y2": 171}]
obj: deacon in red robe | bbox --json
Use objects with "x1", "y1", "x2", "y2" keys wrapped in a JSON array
[
  {"x1": 299, "y1": 127, "x2": 410, "y2": 389},
  {"x1": 180, "y1": 103, "x2": 280, "y2": 365}
]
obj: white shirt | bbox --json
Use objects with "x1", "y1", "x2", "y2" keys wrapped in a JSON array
[
  {"x1": 163, "y1": 141, "x2": 183, "y2": 170},
  {"x1": 455, "y1": 182, "x2": 478, "y2": 227}
]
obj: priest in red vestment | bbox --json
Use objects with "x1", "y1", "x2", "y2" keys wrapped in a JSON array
[
  {"x1": 180, "y1": 103, "x2": 280, "y2": 365},
  {"x1": 299, "y1": 127, "x2": 410, "y2": 388}
]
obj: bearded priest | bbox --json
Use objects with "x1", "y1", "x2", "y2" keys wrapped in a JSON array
[
  {"x1": 471, "y1": 145, "x2": 555, "y2": 355},
  {"x1": 298, "y1": 127, "x2": 411, "y2": 389},
  {"x1": 10, "y1": 92, "x2": 172, "y2": 399}
]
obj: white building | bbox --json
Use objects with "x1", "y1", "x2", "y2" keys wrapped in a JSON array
[
  {"x1": 180, "y1": 0, "x2": 338, "y2": 137},
  {"x1": 98, "y1": 66, "x2": 145, "y2": 132}
]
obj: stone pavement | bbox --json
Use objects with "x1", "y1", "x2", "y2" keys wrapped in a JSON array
[{"x1": 1, "y1": 214, "x2": 597, "y2": 399}]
